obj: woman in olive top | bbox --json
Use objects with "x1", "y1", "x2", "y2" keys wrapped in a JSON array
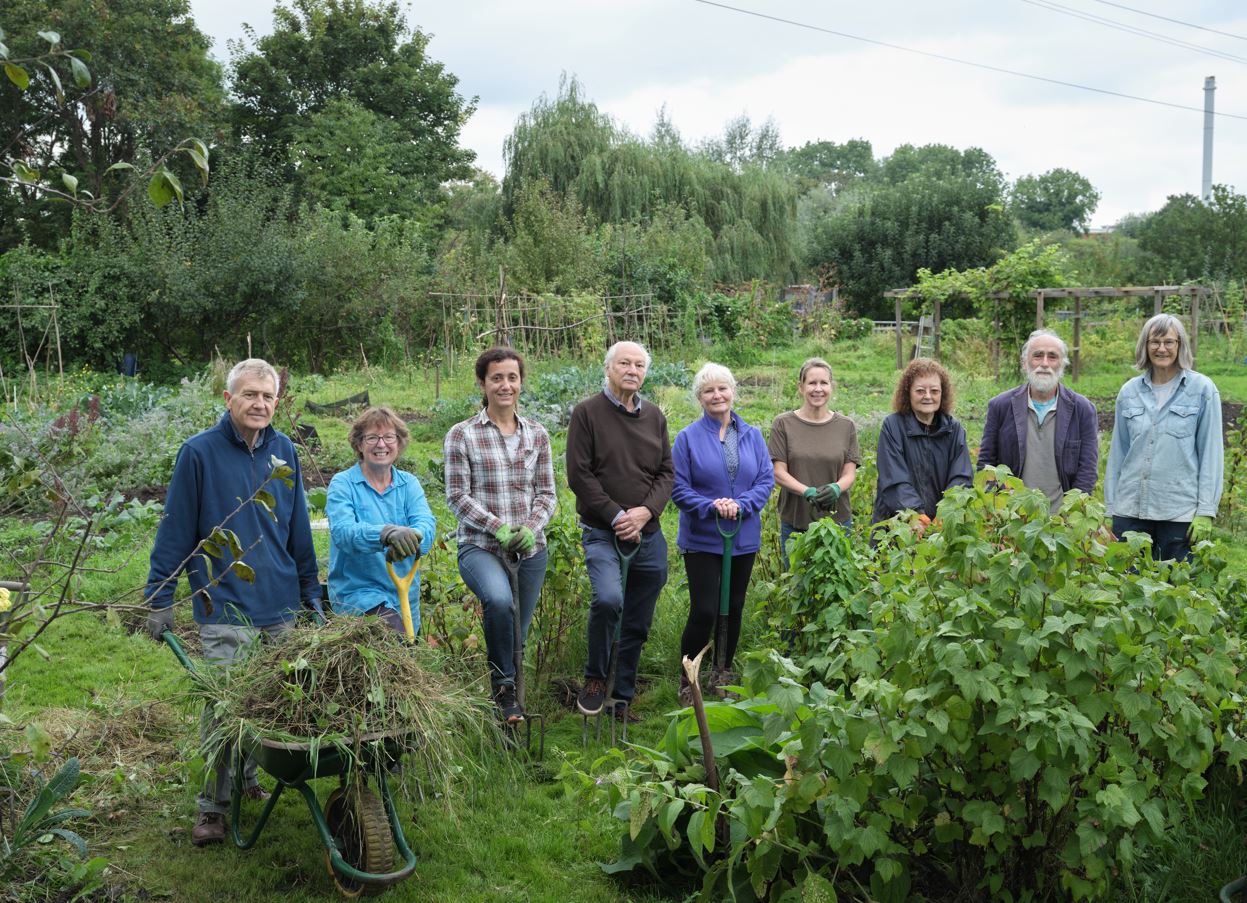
[{"x1": 768, "y1": 357, "x2": 861, "y2": 566}]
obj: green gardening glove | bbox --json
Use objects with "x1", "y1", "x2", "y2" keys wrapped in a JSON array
[
  {"x1": 814, "y1": 483, "x2": 842, "y2": 507},
  {"x1": 505, "y1": 526, "x2": 535, "y2": 553},
  {"x1": 802, "y1": 487, "x2": 818, "y2": 505},
  {"x1": 1188, "y1": 515, "x2": 1213, "y2": 543},
  {"x1": 494, "y1": 524, "x2": 515, "y2": 549}
]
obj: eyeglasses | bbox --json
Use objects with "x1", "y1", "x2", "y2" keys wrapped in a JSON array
[
  {"x1": 1147, "y1": 339, "x2": 1179, "y2": 350},
  {"x1": 363, "y1": 434, "x2": 398, "y2": 446}
]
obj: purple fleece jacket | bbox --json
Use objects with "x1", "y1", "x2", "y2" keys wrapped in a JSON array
[{"x1": 671, "y1": 411, "x2": 774, "y2": 555}]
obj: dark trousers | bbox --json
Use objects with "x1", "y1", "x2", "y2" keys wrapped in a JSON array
[
  {"x1": 679, "y1": 551, "x2": 756, "y2": 669},
  {"x1": 582, "y1": 526, "x2": 668, "y2": 703},
  {"x1": 1112, "y1": 516, "x2": 1192, "y2": 562}
]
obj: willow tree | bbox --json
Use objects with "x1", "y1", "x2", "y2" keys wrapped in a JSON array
[{"x1": 501, "y1": 77, "x2": 799, "y2": 285}]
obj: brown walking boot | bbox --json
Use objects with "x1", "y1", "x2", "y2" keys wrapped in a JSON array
[{"x1": 191, "y1": 811, "x2": 225, "y2": 846}]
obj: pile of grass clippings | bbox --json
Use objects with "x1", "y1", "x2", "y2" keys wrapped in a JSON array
[{"x1": 190, "y1": 616, "x2": 503, "y2": 797}]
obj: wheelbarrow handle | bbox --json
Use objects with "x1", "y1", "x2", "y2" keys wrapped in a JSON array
[
  {"x1": 162, "y1": 629, "x2": 197, "y2": 674},
  {"x1": 386, "y1": 560, "x2": 420, "y2": 644}
]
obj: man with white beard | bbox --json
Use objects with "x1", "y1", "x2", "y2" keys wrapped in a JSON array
[{"x1": 977, "y1": 329, "x2": 1099, "y2": 512}]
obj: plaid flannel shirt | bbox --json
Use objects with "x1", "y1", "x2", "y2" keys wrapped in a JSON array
[{"x1": 444, "y1": 408, "x2": 557, "y2": 556}]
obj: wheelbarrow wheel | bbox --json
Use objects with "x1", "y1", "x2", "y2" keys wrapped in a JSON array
[{"x1": 324, "y1": 784, "x2": 394, "y2": 897}]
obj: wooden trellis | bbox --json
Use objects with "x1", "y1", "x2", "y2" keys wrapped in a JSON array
[
  {"x1": 429, "y1": 278, "x2": 662, "y2": 369},
  {"x1": 990, "y1": 285, "x2": 1210, "y2": 381},
  {"x1": 884, "y1": 284, "x2": 1212, "y2": 380}
]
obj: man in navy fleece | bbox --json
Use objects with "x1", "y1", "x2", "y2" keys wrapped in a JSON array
[{"x1": 144, "y1": 357, "x2": 319, "y2": 846}]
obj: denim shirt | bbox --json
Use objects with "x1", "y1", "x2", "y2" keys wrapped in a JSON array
[
  {"x1": 1104, "y1": 369, "x2": 1223, "y2": 521},
  {"x1": 326, "y1": 463, "x2": 437, "y2": 624}
]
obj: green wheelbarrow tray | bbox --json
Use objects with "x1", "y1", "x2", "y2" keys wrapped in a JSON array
[{"x1": 164, "y1": 629, "x2": 418, "y2": 896}]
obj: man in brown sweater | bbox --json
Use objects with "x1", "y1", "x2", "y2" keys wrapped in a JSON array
[{"x1": 567, "y1": 340, "x2": 674, "y2": 718}]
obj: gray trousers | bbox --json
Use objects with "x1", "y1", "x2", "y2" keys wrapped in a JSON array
[{"x1": 198, "y1": 621, "x2": 292, "y2": 815}]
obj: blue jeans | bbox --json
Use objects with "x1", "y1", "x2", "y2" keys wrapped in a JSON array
[
  {"x1": 582, "y1": 526, "x2": 668, "y2": 704},
  {"x1": 458, "y1": 544, "x2": 547, "y2": 690},
  {"x1": 199, "y1": 620, "x2": 292, "y2": 814},
  {"x1": 1112, "y1": 516, "x2": 1192, "y2": 562}
]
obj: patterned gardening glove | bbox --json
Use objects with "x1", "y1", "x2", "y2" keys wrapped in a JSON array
[
  {"x1": 505, "y1": 526, "x2": 535, "y2": 553},
  {"x1": 814, "y1": 483, "x2": 842, "y2": 507},
  {"x1": 380, "y1": 525, "x2": 423, "y2": 562},
  {"x1": 494, "y1": 524, "x2": 514, "y2": 549}
]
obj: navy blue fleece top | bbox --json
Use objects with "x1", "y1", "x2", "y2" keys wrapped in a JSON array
[{"x1": 145, "y1": 412, "x2": 320, "y2": 626}]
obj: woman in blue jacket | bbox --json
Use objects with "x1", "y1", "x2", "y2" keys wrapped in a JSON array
[
  {"x1": 327, "y1": 406, "x2": 437, "y2": 633},
  {"x1": 1105, "y1": 314, "x2": 1223, "y2": 561},
  {"x1": 671, "y1": 363, "x2": 774, "y2": 705}
]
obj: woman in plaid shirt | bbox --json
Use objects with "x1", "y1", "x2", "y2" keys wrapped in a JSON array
[{"x1": 444, "y1": 347, "x2": 557, "y2": 723}]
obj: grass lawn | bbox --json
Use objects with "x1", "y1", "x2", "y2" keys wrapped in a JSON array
[{"x1": 5, "y1": 327, "x2": 1247, "y2": 901}]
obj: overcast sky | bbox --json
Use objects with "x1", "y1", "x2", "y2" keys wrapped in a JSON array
[{"x1": 189, "y1": 0, "x2": 1247, "y2": 228}]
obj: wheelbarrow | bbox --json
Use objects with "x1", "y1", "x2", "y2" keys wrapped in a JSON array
[
  {"x1": 501, "y1": 551, "x2": 545, "y2": 758},
  {"x1": 583, "y1": 536, "x2": 640, "y2": 748},
  {"x1": 163, "y1": 630, "x2": 417, "y2": 897}
]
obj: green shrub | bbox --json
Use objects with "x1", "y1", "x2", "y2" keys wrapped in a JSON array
[{"x1": 576, "y1": 470, "x2": 1247, "y2": 901}]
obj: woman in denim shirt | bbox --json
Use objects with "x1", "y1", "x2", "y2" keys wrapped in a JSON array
[{"x1": 1104, "y1": 314, "x2": 1223, "y2": 561}]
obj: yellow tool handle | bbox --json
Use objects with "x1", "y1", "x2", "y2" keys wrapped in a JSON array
[{"x1": 386, "y1": 560, "x2": 419, "y2": 644}]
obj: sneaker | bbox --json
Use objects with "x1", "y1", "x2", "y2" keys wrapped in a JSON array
[
  {"x1": 242, "y1": 785, "x2": 271, "y2": 803},
  {"x1": 612, "y1": 701, "x2": 640, "y2": 724},
  {"x1": 494, "y1": 685, "x2": 525, "y2": 724},
  {"x1": 577, "y1": 677, "x2": 607, "y2": 716},
  {"x1": 191, "y1": 811, "x2": 226, "y2": 847}
]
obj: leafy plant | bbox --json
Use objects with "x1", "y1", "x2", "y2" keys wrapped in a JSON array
[
  {"x1": 0, "y1": 756, "x2": 90, "y2": 876},
  {"x1": 575, "y1": 470, "x2": 1247, "y2": 901}
]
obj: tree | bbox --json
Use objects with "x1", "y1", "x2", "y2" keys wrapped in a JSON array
[
  {"x1": 229, "y1": 0, "x2": 475, "y2": 220},
  {"x1": 877, "y1": 144, "x2": 1004, "y2": 193},
  {"x1": 781, "y1": 138, "x2": 876, "y2": 196},
  {"x1": 1010, "y1": 167, "x2": 1101, "y2": 233},
  {"x1": 502, "y1": 78, "x2": 798, "y2": 284},
  {"x1": 504, "y1": 179, "x2": 602, "y2": 295},
  {"x1": 698, "y1": 114, "x2": 783, "y2": 172},
  {"x1": 290, "y1": 97, "x2": 428, "y2": 222},
  {"x1": 802, "y1": 149, "x2": 1016, "y2": 316},
  {"x1": 0, "y1": 0, "x2": 224, "y2": 249},
  {"x1": 1137, "y1": 186, "x2": 1247, "y2": 284}
]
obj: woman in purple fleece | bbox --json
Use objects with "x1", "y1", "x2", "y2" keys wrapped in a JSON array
[{"x1": 670, "y1": 362, "x2": 775, "y2": 705}]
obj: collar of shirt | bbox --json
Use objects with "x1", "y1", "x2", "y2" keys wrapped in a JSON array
[
  {"x1": 1028, "y1": 391, "x2": 1059, "y2": 425},
  {"x1": 471, "y1": 406, "x2": 526, "y2": 434},
  {"x1": 347, "y1": 462, "x2": 409, "y2": 491},
  {"x1": 602, "y1": 386, "x2": 643, "y2": 415},
  {"x1": 1140, "y1": 368, "x2": 1187, "y2": 391}
]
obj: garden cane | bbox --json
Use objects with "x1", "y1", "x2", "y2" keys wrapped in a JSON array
[
  {"x1": 711, "y1": 514, "x2": 742, "y2": 696},
  {"x1": 502, "y1": 550, "x2": 545, "y2": 759},
  {"x1": 583, "y1": 536, "x2": 640, "y2": 747},
  {"x1": 386, "y1": 560, "x2": 419, "y2": 643}
]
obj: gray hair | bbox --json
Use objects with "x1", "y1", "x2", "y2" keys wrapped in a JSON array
[
  {"x1": 1019, "y1": 329, "x2": 1068, "y2": 371},
  {"x1": 603, "y1": 341, "x2": 652, "y2": 373},
  {"x1": 1134, "y1": 313, "x2": 1193, "y2": 371},
  {"x1": 226, "y1": 358, "x2": 280, "y2": 394},
  {"x1": 691, "y1": 362, "x2": 737, "y2": 401}
]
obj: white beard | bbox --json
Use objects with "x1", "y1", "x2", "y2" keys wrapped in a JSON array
[{"x1": 1027, "y1": 369, "x2": 1060, "y2": 395}]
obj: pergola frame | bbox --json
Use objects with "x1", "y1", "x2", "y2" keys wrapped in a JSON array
[{"x1": 882, "y1": 284, "x2": 1210, "y2": 380}]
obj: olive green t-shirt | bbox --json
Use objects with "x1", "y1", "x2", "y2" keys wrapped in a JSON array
[{"x1": 767, "y1": 411, "x2": 862, "y2": 529}]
